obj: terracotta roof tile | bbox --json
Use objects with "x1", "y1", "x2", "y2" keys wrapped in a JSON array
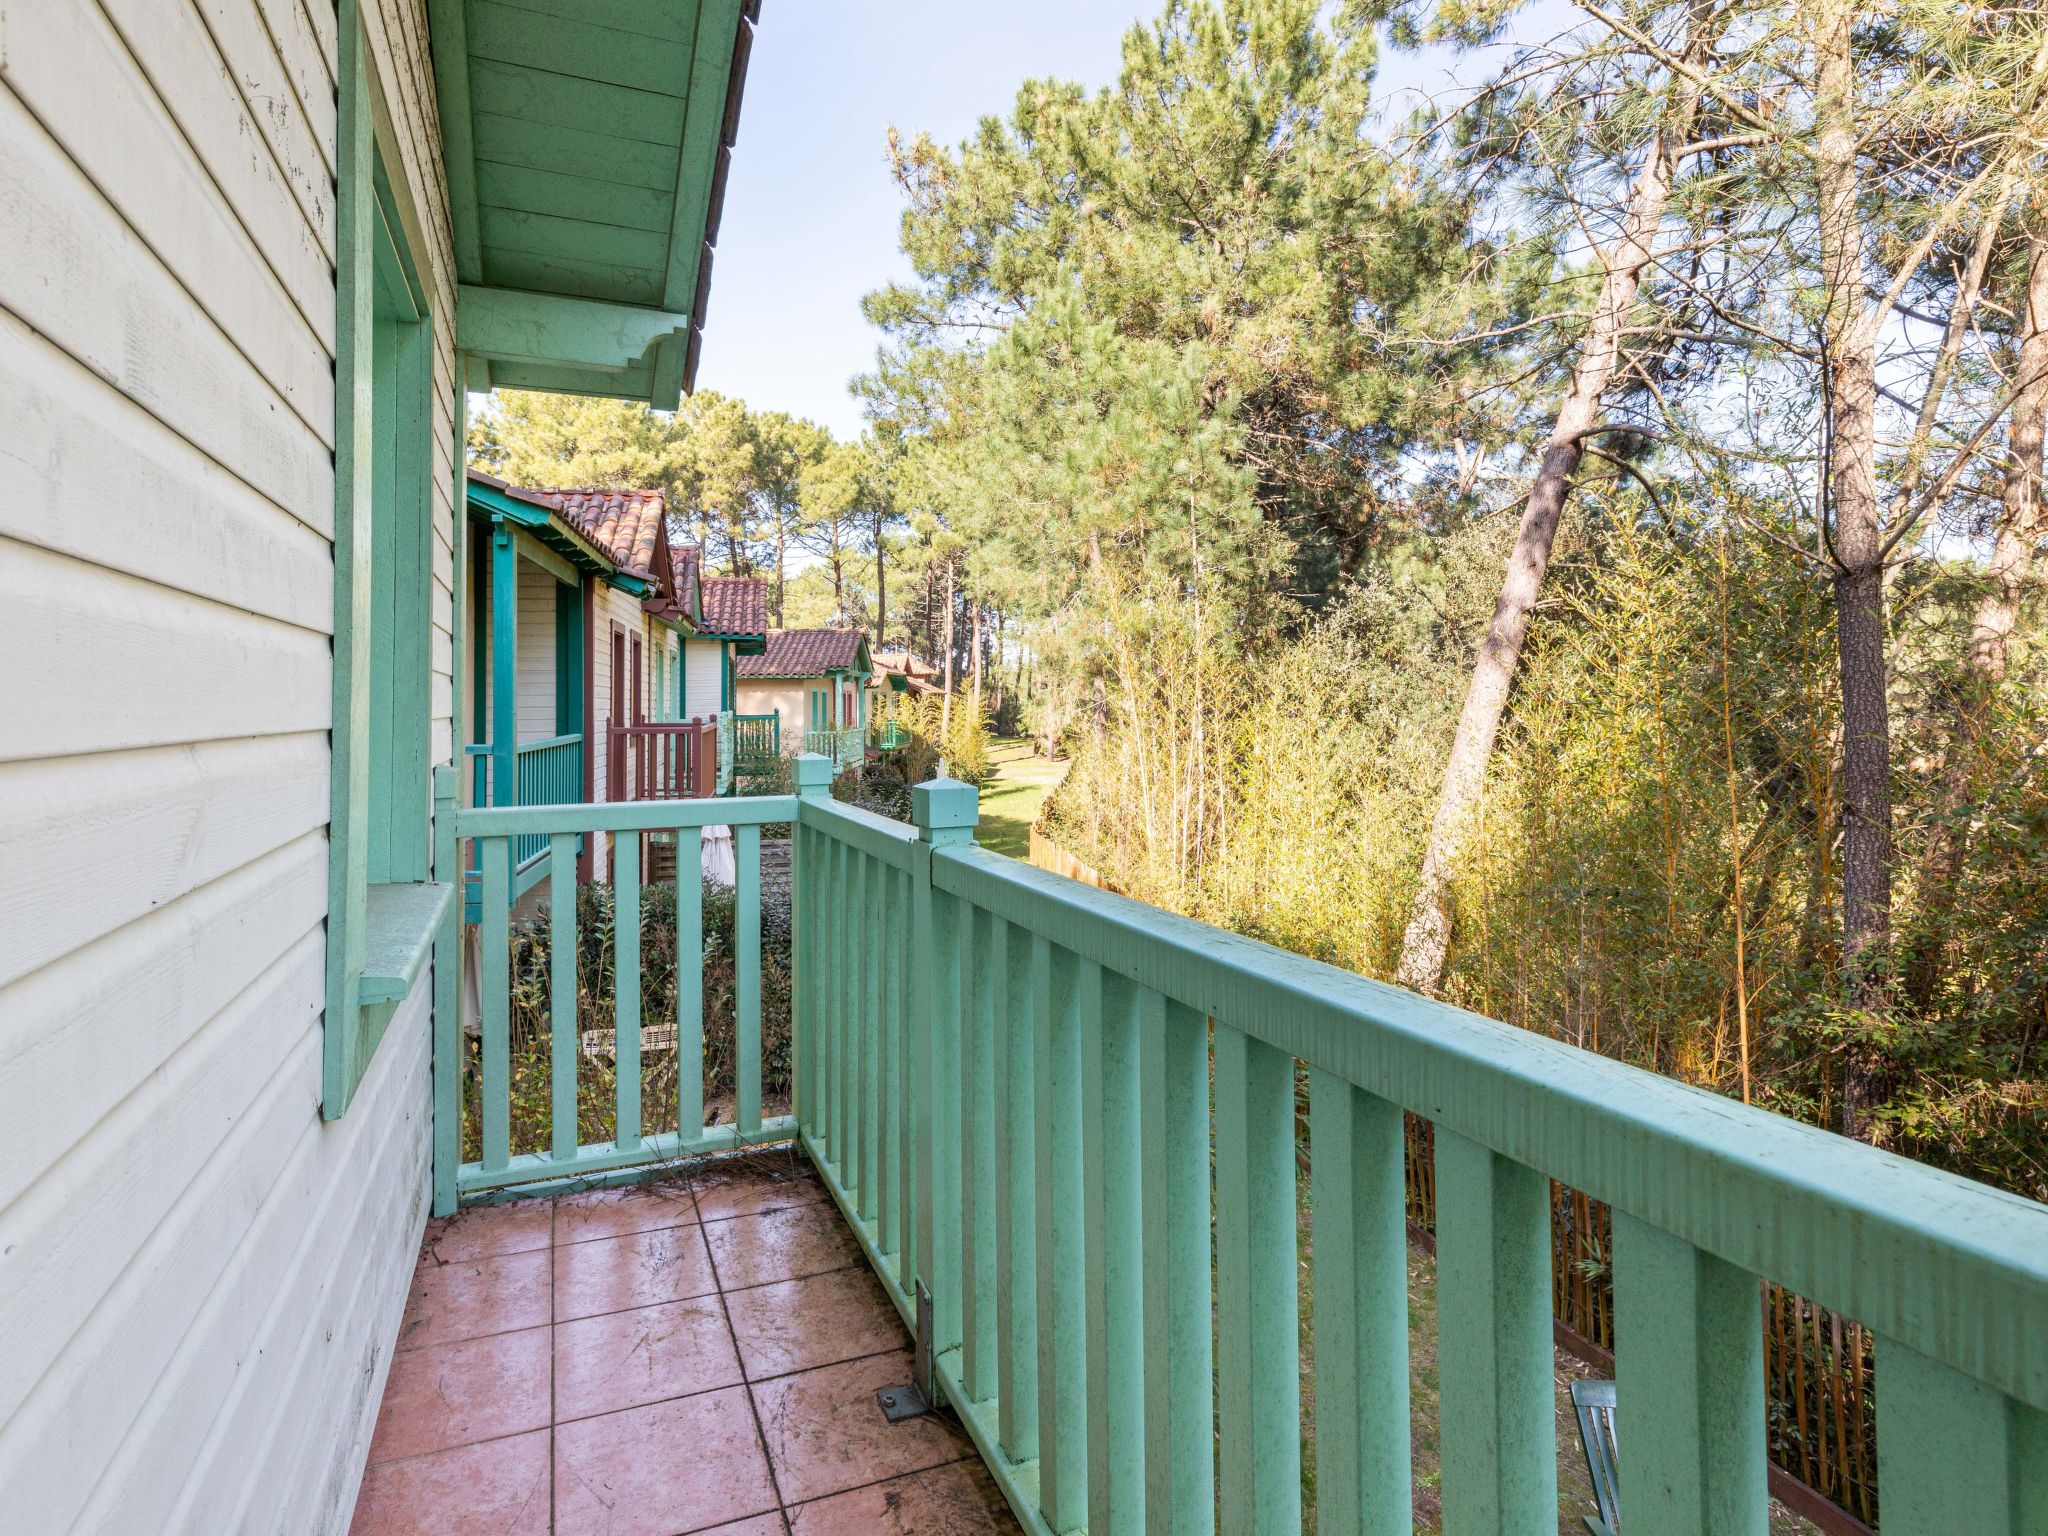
[
  {"x1": 514, "y1": 486, "x2": 668, "y2": 583},
  {"x1": 670, "y1": 545, "x2": 703, "y2": 618},
  {"x1": 737, "y1": 628, "x2": 867, "y2": 678},
  {"x1": 701, "y1": 576, "x2": 768, "y2": 637}
]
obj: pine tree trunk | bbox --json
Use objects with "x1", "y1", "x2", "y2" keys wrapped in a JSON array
[
  {"x1": 940, "y1": 558, "x2": 957, "y2": 739},
  {"x1": 774, "y1": 518, "x2": 786, "y2": 627},
  {"x1": 1394, "y1": 7, "x2": 1716, "y2": 996},
  {"x1": 1812, "y1": 0, "x2": 1893, "y2": 1139},
  {"x1": 873, "y1": 509, "x2": 888, "y2": 647}
]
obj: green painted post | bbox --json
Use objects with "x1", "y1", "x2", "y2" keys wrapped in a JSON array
[
  {"x1": 793, "y1": 754, "x2": 832, "y2": 1140},
  {"x1": 914, "y1": 775, "x2": 977, "y2": 1368},
  {"x1": 996, "y1": 917, "x2": 1039, "y2": 1463},
  {"x1": 894, "y1": 863, "x2": 917, "y2": 1295},
  {"x1": 1434, "y1": 1127, "x2": 1556, "y2": 1536},
  {"x1": 431, "y1": 766, "x2": 460, "y2": 1216},
  {"x1": 878, "y1": 866, "x2": 902, "y2": 1259},
  {"x1": 1876, "y1": 1340, "x2": 2047, "y2": 1536},
  {"x1": 1214, "y1": 1023, "x2": 1301, "y2": 1535},
  {"x1": 736, "y1": 822, "x2": 762, "y2": 1136},
  {"x1": 1034, "y1": 936, "x2": 1088, "y2": 1529},
  {"x1": 1310, "y1": 1069, "x2": 1410, "y2": 1536},
  {"x1": 490, "y1": 521, "x2": 517, "y2": 810},
  {"x1": 1083, "y1": 967, "x2": 1144, "y2": 1533},
  {"x1": 830, "y1": 834, "x2": 849, "y2": 1176},
  {"x1": 1613, "y1": 1213, "x2": 1766, "y2": 1536},
  {"x1": 960, "y1": 903, "x2": 998, "y2": 1405},
  {"x1": 479, "y1": 835, "x2": 511, "y2": 1173},
  {"x1": 1140, "y1": 995, "x2": 1213, "y2": 1534},
  {"x1": 859, "y1": 852, "x2": 879, "y2": 1221},
  {"x1": 676, "y1": 826, "x2": 704, "y2": 1140},
  {"x1": 613, "y1": 831, "x2": 642, "y2": 1152},
  {"x1": 549, "y1": 831, "x2": 579, "y2": 1162}
]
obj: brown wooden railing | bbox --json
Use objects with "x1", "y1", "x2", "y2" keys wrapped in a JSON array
[{"x1": 608, "y1": 719, "x2": 717, "y2": 802}]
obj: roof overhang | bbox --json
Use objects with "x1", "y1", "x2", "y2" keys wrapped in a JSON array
[
  {"x1": 467, "y1": 475, "x2": 650, "y2": 593},
  {"x1": 431, "y1": 0, "x2": 759, "y2": 410}
]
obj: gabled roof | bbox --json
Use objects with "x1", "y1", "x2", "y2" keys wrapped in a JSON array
[
  {"x1": 737, "y1": 628, "x2": 870, "y2": 679},
  {"x1": 702, "y1": 576, "x2": 768, "y2": 638},
  {"x1": 671, "y1": 545, "x2": 703, "y2": 620},
  {"x1": 466, "y1": 470, "x2": 624, "y2": 582},
  {"x1": 522, "y1": 487, "x2": 670, "y2": 589}
]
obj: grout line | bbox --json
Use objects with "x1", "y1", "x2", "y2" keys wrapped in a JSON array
[
  {"x1": 778, "y1": 1452, "x2": 983, "y2": 1521},
  {"x1": 547, "y1": 1195, "x2": 557, "y2": 1536},
  {"x1": 699, "y1": 1193, "x2": 795, "y2": 1523}
]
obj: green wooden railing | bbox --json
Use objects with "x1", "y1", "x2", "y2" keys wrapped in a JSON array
[
  {"x1": 732, "y1": 712, "x2": 781, "y2": 775},
  {"x1": 789, "y1": 762, "x2": 2048, "y2": 1536},
  {"x1": 802, "y1": 725, "x2": 864, "y2": 769},
  {"x1": 435, "y1": 755, "x2": 2048, "y2": 1536},
  {"x1": 870, "y1": 719, "x2": 911, "y2": 751}
]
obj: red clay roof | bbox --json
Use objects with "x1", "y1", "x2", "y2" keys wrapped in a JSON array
[
  {"x1": 702, "y1": 576, "x2": 768, "y2": 637},
  {"x1": 670, "y1": 545, "x2": 703, "y2": 618},
  {"x1": 737, "y1": 628, "x2": 868, "y2": 679},
  {"x1": 517, "y1": 486, "x2": 668, "y2": 583}
]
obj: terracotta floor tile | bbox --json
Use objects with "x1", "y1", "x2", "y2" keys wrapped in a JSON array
[
  {"x1": 554, "y1": 1223, "x2": 717, "y2": 1321},
  {"x1": 704, "y1": 1200, "x2": 863, "y2": 1290},
  {"x1": 554, "y1": 1294, "x2": 743, "y2": 1421},
  {"x1": 396, "y1": 1247, "x2": 552, "y2": 1352},
  {"x1": 786, "y1": 1460, "x2": 1022, "y2": 1534},
  {"x1": 725, "y1": 1267, "x2": 908, "y2": 1381},
  {"x1": 554, "y1": 1175, "x2": 699, "y2": 1245},
  {"x1": 348, "y1": 1429, "x2": 552, "y2": 1536},
  {"x1": 421, "y1": 1200, "x2": 555, "y2": 1264},
  {"x1": 367, "y1": 1327, "x2": 552, "y2": 1463},
  {"x1": 553, "y1": 1387, "x2": 778, "y2": 1536},
  {"x1": 752, "y1": 1350, "x2": 974, "y2": 1505},
  {"x1": 692, "y1": 1151, "x2": 831, "y2": 1222}
]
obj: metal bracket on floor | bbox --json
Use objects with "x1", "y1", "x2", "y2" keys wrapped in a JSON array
[{"x1": 875, "y1": 1279, "x2": 938, "y2": 1423}]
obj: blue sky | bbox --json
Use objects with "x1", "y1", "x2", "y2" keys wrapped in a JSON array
[{"x1": 696, "y1": 2, "x2": 1551, "y2": 441}]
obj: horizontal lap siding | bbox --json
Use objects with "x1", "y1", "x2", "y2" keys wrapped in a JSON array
[
  {"x1": 685, "y1": 635, "x2": 724, "y2": 719},
  {"x1": 517, "y1": 558, "x2": 559, "y2": 739},
  {"x1": 0, "y1": 2, "x2": 456, "y2": 1533}
]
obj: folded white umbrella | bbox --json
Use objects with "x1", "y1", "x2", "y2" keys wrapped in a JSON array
[{"x1": 700, "y1": 824, "x2": 736, "y2": 887}]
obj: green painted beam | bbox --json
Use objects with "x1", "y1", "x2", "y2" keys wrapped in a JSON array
[{"x1": 458, "y1": 283, "x2": 689, "y2": 405}]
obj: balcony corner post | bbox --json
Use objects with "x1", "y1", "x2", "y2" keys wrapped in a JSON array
[
  {"x1": 912, "y1": 776, "x2": 980, "y2": 848},
  {"x1": 792, "y1": 752, "x2": 833, "y2": 1137},
  {"x1": 430, "y1": 763, "x2": 461, "y2": 1218}
]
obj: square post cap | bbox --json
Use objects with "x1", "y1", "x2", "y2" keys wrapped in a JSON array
[
  {"x1": 913, "y1": 776, "x2": 980, "y2": 845},
  {"x1": 794, "y1": 752, "x2": 835, "y2": 797}
]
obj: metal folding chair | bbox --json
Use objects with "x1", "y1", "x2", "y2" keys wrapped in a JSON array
[{"x1": 1571, "y1": 1376, "x2": 1620, "y2": 1535}]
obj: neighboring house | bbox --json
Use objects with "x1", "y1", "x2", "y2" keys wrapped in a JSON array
[
  {"x1": 689, "y1": 569, "x2": 772, "y2": 784},
  {"x1": 870, "y1": 647, "x2": 943, "y2": 697},
  {"x1": 735, "y1": 629, "x2": 874, "y2": 769},
  {"x1": 0, "y1": 0, "x2": 759, "y2": 1528}
]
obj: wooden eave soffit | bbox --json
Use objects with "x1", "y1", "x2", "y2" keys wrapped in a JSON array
[{"x1": 457, "y1": 286, "x2": 693, "y2": 411}]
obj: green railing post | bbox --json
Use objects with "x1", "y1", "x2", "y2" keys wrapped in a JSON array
[
  {"x1": 430, "y1": 764, "x2": 460, "y2": 1217},
  {"x1": 912, "y1": 774, "x2": 978, "y2": 1392},
  {"x1": 793, "y1": 753, "x2": 833, "y2": 1133}
]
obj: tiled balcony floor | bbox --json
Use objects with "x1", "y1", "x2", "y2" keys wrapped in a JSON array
[{"x1": 351, "y1": 1150, "x2": 1020, "y2": 1536}]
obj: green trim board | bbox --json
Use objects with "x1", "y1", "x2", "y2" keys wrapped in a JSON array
[{"x1": 430, "y1": 0, "x2": 760, "y2": 406}]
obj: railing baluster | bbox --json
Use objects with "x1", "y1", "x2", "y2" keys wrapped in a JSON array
[
  {"x1": 676, "y1": 825, "x2": 703, "y2": 1140},
  {"x1": 549, "y1": 831, "x2": 579, "y2": 1161},
  {"x1": 736, "y1": 822, "x2": 761, "y2": 1137},
  {"x1": 996, "y1": 917, "x2": 1039, "y2": 1464},
  {"x1": 1033, "y1": 937, "x2": 1087, "y2": 1529},
  {"x1": 859, "y1": 852, "x2": 879, "y2": 1220},
  {"x1": 613, "y1": 831, "x2": 642, "y2": 1152},
  {"x1": 894, "y1": 863, "x2": 917, "y2": 1294},
  {"x1": 1083, "y1": 966, "x2": 1144, "y2": 1531},
  {"x1": 826, "y1": 835, "x2": 846, "y2": 1172},
  {"x1": 793, "y1": 821, "x2": 814, "y2": 1131},
  {"x1": 878, "y1": 864, "x2": 901, "y2": 1260},
  {"x1": 961, "y1": 903, "x2": 998, "y2": 1405},
  {"x1": 1874, "y1": 1339, "x2": 2045, "y2": 1536},
  {"x1": 1612, "y1": 1212, "x2": 1767, "y2": 1536},
  {"x1": 1433, "y1": 1127, "x2": 1555, "y2": 1533},
  {"x1": 1140, "y1": 994, "x2": 1213, "y2": 1535},
  {"x1": 480, "y1": 835, "x2": 511, "y2": 1174},
  {"x1": 1215, "y1": 1022, "x2": 1301, "y2": 1535},
  {"x1": 1309, "y1": 1069, "x2": 1409, "y2": 1536}
]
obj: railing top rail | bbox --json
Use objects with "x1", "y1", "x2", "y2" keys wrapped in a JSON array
[
  {"x1": 453, "y1": 793, "x2": 795, "y2": 838},
  {"x1": 798, "y1": 796, "x2": 919, "y2": 872},
  {"x1": 513, "y1": 732, "x2": 582, "y2": 752},
  {"x1": 609, "y1": 720, "x2": 712, "y2": 735},
  {"x1": 931, "y1": 841, "x2": 2048, "y2": 1411}
]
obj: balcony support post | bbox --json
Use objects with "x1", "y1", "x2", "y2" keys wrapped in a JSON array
[{"x1": 490, "y1": 520, "x2": 517, "y2": 808}]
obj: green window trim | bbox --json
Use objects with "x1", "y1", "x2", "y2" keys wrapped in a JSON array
[{"x1": 325, "y1": 2, "x2": 446, "y2": 1119}]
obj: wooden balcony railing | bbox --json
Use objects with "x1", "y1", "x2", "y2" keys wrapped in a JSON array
[
  {"x1": 437, "y1": 755, "x2": 2048, "y2": 1536},
  {"x1": 800, "y1": 725, "x2": 863, "y2": 769},
  {"x1": 608, "y1": 719, "x2": 717, "y2": 802},
  {"x1": 732, "y1": 712, "x2": 780, "y2": 775}
]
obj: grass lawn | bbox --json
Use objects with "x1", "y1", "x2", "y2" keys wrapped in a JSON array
[{"x1": 976, "y1": 735, "x2": 1069, "y2": 858}]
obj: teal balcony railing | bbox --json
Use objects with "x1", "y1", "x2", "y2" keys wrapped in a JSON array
[
  {"x1": 732, "y1": 712, "x2": 781, "y2": 776},
  {"x1": 801, "y1": 725, "x2": 863, "y2": 769},
  {"x1": 436, "y1": 756, "x2": 2048, "y2": 1536}
]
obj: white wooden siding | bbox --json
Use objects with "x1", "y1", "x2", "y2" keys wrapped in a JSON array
[
  {"x1": 0, "y1": 2, "x2": 456, "y2": 1532},
  {"x1": 517, "y1": 561, "x2": 560, "y2": 740}
]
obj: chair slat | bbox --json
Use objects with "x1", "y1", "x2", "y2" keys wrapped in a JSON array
[
  {"x1": 1140, "y1": 994, "x2": 1212, "y2": 1536},
  {"x1": 1309, "y1": 1069, "x2": 1409, "y2": 1536},
  {"x1": 548, "y1": 832, "x2": 578, "y2": 1161},
  {"x1": 1034, "y1": 937, "x2": 1088, "y2": 1529},
  {"x1": 1434, "y1": 1127, "x2": 1556, "y2": 1533},
  {"x1": 1215, "y1": 1023, "x2": 1301, "y2": 1535},
  {"x1": 1083, "y1": 967, "x2": 1144, "y2": 1533},
  {"x1": 736, "y1": 822, "x2": 761, "y2": 1136},
  {"x1": 1613, "y1": 1212, "x2": 1767, "y2": 1536},
  {"x1": 996, "y1": 916, "x2": 1039, "y2": 1463},
  {"x1": 479, "y1": 835, "x2": 511, "y2": 1173},
  {"x1": 1875, "y1": 1338, "x2": 2047, "y2": 1536},
  {"x1": 612, "y1": 831, "x2": 641, "y2": 1152}
]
